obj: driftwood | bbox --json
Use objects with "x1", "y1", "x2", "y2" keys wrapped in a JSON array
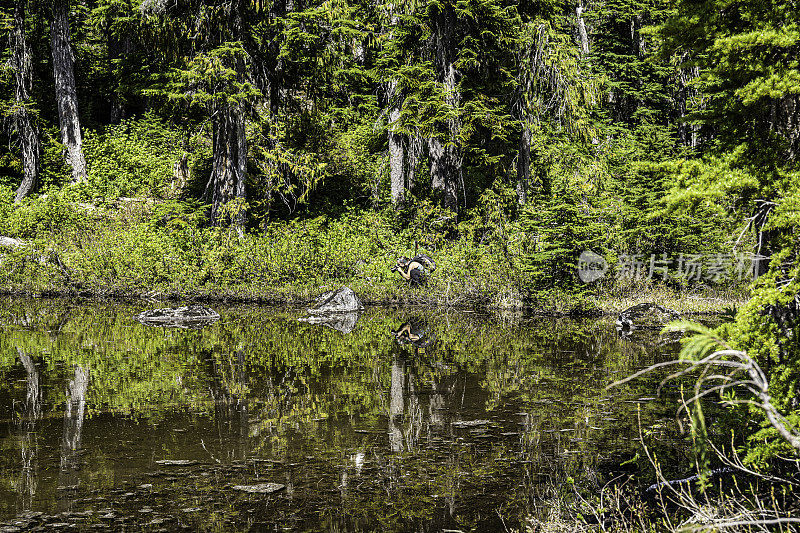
[{"x1": 134, "y1": 306, "x2": 220, "y2": 329}]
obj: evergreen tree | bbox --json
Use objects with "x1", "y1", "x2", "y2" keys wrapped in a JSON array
[{"x1": 659, "y1": 0, "x2": 800, "y2": 465}]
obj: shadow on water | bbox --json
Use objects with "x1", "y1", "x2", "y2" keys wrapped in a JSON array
[{"x1": 0, "y1": 297, "x2": 691, "y2": 531}]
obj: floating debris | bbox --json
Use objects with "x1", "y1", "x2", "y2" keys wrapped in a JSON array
[
  {"x1": 452, "y1": 420, "x2": 491, "y2": 428},
  {"x1": 135, "y1": 306, "x2": 219, "y2": 329},
  {"x1": 155, "y1": 459, "x2": 198, "y2": 466},
  {"x1": 231, "y1": 483, "x2": 286, "y2": 494}
]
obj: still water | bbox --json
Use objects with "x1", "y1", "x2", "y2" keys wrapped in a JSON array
[{"x1": 0, "y1": 298, "x2": 688, "y2": 531}]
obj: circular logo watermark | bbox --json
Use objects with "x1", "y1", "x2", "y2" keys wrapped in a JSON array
[{"x1": 577, "y1": 250, "x2": 608, "y2": 283}]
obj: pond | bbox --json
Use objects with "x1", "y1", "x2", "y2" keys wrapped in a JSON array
[{"x1": 0, "y1": 298, "x2": 690, "y2": 531}]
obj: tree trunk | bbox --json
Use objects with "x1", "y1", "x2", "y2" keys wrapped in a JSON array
[
  {"x1": 51, "y1": 0, "x2": 87, "y2": 183},
  {"x1": 388, "y1": 80, "x2": 405, "y2": 205},
  {"x1": 210, "y1": 102, "x2": 247, "y2": 226},
  {"x1": 404, "y1": 131, "x2": 422, "y2": 194},
  {"x1": 11, "y1": 0, "x2": 40, "y2": 203},
  {"x1": 107, "y1": 29, "x2": 133, "y2": 123},
  {"x1": 516, "y1": 124, "x2": 531, "y2": 204},
  {"x1": 773, "y1": 95, "x2": 799, "y2": 161},
  {"x1": 576, "y1": 3, "x2": 589, "y2": 55},
  {"x1": 428, "y1": 5, "x2": 461, "y2": 211},
  {"x1": 676, "y1": 58, "x2": 700, "y2": 149}
]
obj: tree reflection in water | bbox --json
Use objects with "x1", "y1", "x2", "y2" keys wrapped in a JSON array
[
  {"x1": 58, "y1": 365, "x2": 89, "y2": 512},
  {"x1": 15, "y1": 349, "x2": 40, "y2": 511}
]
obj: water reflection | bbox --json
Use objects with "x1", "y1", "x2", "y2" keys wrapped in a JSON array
[
  {"x1": 299, "y1": 310, "x2": 362, "y2": 333},
  {"x1": 15, "y1": 349, "x2": 40, "y2": 511},
  {"x1": 391, "y1": 318, "x2": 437, "y2": 350},
  {"x1": 206, "y1": 347, "x2": 249, "y2": 462},
  {"x1": 58, "y1": 365, "x2": 89, "y2": 510},
  {"x1": 0, "y1": 298, "x2": 688, "y2": 531}
]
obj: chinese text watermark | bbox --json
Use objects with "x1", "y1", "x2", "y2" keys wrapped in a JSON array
[{"x1": 577, "y1": 251, "x2": 768, "y2": 283}]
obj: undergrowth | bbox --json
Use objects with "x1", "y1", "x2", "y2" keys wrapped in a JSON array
[{"x1": 0, "y1": 189, "x2": 748, "y2": 312}]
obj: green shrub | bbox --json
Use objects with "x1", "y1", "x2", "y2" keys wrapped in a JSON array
[
  {"x1": 517, "y1": 183, "x2": 608, "y2": 299},
  {"x1": 83, "y1": 113, "x2": 185, "y2": 199},
  {"x1": 1, "y1": 188, "x2": 91, "y2": 239}
]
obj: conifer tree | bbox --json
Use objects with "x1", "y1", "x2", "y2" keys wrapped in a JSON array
[{"x1": 659, "y1": 0, "x2": 800, "y2": 464}]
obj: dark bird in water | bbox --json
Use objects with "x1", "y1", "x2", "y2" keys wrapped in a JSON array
[{"x1": 390, "y1": 255, "x2": 436, "y2": 286}]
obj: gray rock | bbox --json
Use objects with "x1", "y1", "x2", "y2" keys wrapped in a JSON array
[
  {"x1": 231, "y1": 483, "x2": 285, "y2": 494},
  {"x1": 0, "y1": 236, "x2": 25, "y2": 248},
  {"x1": 135, "y1": 306, "x2": 219, "y2": 329},
  {"x1": 307, "y1": 287, "x2": 364, "y2": 314},
  {"x1": 615, "y1": 302, "x2": 680, "y2": 331}
]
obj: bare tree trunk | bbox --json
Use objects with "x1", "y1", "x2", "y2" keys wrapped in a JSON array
[
  {"x1": 206, "y1": 0, "x2": 248, "y2": 227},
  {"x1": 516, "y1": 124, "x2": 531, "y2": 204},
  {"x1": 210, "y1": 102, "x2": 248, "y2": 227},
  {"x1": 388, "y1": 80, "x2": 405, "y2": 205},
  {"x1": 107, "y1": 31, "x2": 133, "y2": 123},
  {"x1": 405, "y1": 132, "x2": 422, "y2": 194},
  {"x1": 775, "y1": 95, "x2": 799, "y2": 161},
  {"x1": 428, "y1": 134, "x2": 459, "y2": 210},
  {"x1": 428, "y1": 6, "x2": 462, "y2": 211},
  {"x1": 51, "y1": 0, "x2": 87, "y2": 183},
  {"x1": 576, "y1": 3, "x2": 589, "y2": 55},
  {"x1": 11, "y1": 0, "x2": 40, "y2": 203},
  {"x1": 383, "y1": 3, "x2": 412, "y2": 207},
  {"x1": 514, "y1": 32, "x2": 537, "y2": 206},
  {"x1": 173, "y1": 152, "x2": 190, "y2": 193},
  {"x1": 676, "y1": 58, "x2": 700, "y2": 149}
]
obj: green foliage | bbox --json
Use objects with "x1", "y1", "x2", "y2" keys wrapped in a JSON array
[
  {"x1": 589, "y1": 0, "x2": 676, "y2": 124},
  {"x1": 0, "y1": 188, "x2": 91, "y2": 239},
  {"x1": 82, "y1": 113, "x2": 186, "y2": 198},
  {"x1": 517, "y1": 182, "x2": 608, "y2": 298},
  {"x1": 165, "y1": 42, "x2": 260, "y2": 113},
  {"x1": 656, "y1": 0, "x2": 800, "y2": 471},
  {"x1": 659, "y1": 0, "x2": 800, "y2": 159}
]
